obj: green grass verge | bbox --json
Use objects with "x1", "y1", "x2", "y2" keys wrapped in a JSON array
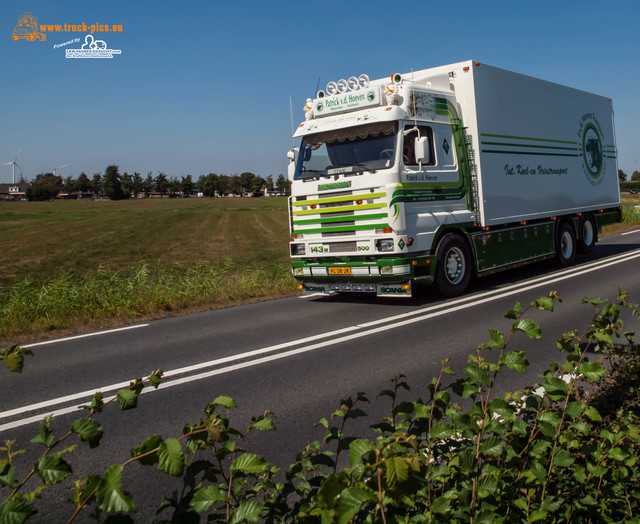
[
  {"x1": 0, "y1": 260, "x2": 295, "y2": 343},
  {"x1": 0, "y1": 198, "x2": 296, "y2": 344}
]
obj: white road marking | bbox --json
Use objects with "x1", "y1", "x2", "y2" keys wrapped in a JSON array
[
  {"x1": 621, "y1": 229, "x2": 640, "y2": 236},
  {"x1": 2, "y1": 248, "x2": 640, "y2": 433},
  {"x1": 22, "y1": 324, "x2": 150, "y2": 348}
]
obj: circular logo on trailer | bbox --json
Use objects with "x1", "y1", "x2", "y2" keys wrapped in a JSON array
[
  {"x1": 316, "y1": 101, "x2": 324, "y2": 113},
  {"x1": 367, "y1": 90, "x2": 376, "y2": 102},
  {"x1": 578, "y1": 114, "x2": 605, "y2": 185}
]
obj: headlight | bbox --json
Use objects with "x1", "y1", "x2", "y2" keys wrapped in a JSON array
[
  {"x1": 376, "y1": 239, "x2": 394, "y2": 252},
  {"x1": 291, "y1": 243, "x2": 306, "y2": 256}
]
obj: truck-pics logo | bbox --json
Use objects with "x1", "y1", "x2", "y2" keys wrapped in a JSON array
[
  {"x1": 579, "y1": 113, "x2": 605, "y2": 185},
  {"x1": 11, "y1": 12, "x2": 123, "y2": 59},
  {"x1": 11, "y1": 12, "x2": 46, "y2": 41}
]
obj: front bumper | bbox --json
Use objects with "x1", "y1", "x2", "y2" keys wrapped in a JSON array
[{"x1": 291, "y1": 255, "x2": 435, "y2": 297}]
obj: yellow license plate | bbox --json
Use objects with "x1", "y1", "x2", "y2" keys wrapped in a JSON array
[{"x1": 327, "y1": 267, "x2": 351, "y2": 275}]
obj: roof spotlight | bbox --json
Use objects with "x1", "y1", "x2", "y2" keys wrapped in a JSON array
[
  {"x1": 347, "y1": 76, "x2": 359, "y2": 91},
  {"x1": 337, "y1": 79, "x2": 348, "y2": 93},
  {"x1": 358, "y1": 74, "x2": 369, "y2": 88},
  {"x1": 316, "y1": 90, "x2": 325, "y2": 98},
  {"x1": 326, "y1": 81, "x2": 338, "y2": 96}
]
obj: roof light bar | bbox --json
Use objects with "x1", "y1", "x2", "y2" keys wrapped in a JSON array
[{"x1": 324, "y1": 73, "x2": 369, "y2": 96}]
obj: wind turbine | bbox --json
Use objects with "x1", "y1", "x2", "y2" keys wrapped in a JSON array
[
  {"x1": 3, "y1": 149, "x2": 22, "y2": 184},
  {"x1": 53, "y1": 164, "x2": 70, "y2": 177}
]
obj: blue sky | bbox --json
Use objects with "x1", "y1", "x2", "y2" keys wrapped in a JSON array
[{"x1": 1, "y1": 0, "x2": 639, "y2": 184}]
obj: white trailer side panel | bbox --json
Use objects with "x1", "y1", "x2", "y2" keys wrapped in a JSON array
[{"x1": 451, "y1": 63, "x2": 619, "y2": 226}]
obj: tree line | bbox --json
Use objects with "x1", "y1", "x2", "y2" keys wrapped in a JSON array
[
  {"x1": 24, "y1": 165, "x2": 291, "y2": 201},
  {"x1": 618, "y1": 169, "x2": 640, "y2": 182}
]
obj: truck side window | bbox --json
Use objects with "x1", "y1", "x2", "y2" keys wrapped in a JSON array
[{"x1": 403, "y1": 126, "x2": 435, "y2": 166}]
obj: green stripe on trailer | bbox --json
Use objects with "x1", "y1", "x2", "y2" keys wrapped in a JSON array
[
  {"x1": 481, "y1": 149, "x2": 580, "y2": 158},
  {"x1": 480, "y1": 141, "x2": 579, "y2": 152},
  {"x1": 480, "y1": 133, "x2": 578, "y2": 145}
]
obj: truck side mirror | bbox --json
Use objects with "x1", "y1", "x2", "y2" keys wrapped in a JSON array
[{"x1": 415, "y1": 137, "x2": 430, "y2": 164}]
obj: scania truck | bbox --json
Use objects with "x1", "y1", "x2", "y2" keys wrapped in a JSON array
[{"x1": 287, "y1": 61, "x2": 622, "y2": 297}]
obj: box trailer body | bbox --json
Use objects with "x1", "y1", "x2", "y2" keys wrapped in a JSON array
[{"x1": 288, "y1": 61, "x2": 622, "y2": 297}]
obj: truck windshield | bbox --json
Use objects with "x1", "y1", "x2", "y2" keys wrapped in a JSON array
[{"x1": 296, "y1": 122, "x2": 397, "y2": 180}]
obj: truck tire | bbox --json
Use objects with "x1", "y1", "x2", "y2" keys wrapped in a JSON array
[
  {"x1": 556, "y1": 222, "x2": 576, "y2": 267},
  {"x1": 577, "y1": 214, "x2": 597, "y2": 254},
  {"x1": 434, "y1": 233, "x2": 472, "y2": 297}
]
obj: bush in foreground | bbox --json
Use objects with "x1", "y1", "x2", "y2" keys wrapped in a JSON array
[{"x1": 2, "y1": 289, "x2": 640, "y2": 522}]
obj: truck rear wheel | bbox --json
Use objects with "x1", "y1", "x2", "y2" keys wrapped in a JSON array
[
  {"x1": 434, "y1": 233, "x2": 472, "y2": 297},
  {"x1": 577, "y1": 214, "x2": 597, "y2": 254},
  {"x1": 556, "y1": 222, "x2": 576, "y2": 267}
]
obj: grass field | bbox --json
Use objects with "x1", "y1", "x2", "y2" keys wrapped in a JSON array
[
  {"x1": 1, "y1": 195, "x2": 638, "y2": 346},
  {"x1": 0, "y1": 197, "x2": 296, "y2": 345}
]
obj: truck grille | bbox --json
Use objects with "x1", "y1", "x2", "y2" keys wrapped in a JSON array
[
  {"x1": 329, "y1": 241, "x2": 357, "y2": 253},
  {"x1": 290, "y1": 187, "x2": 389, "y2": 253}
]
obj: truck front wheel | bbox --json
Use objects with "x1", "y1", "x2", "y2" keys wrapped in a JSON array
[
  {"x1": 577, "y1": 214, "x2": 597, "y2": 254},
  {"x1": 556, "y1": 222, "x2": 576, "y2": 267},
  {"x1": 434, "y1": 233, "x2": 472, "y2": 297}
]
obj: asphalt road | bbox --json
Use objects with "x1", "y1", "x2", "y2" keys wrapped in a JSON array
[{"x1": 2, "y1": 230, "x2": 640, "y2": 521}]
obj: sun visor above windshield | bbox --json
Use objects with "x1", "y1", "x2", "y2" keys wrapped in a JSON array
[
  {"x1": 293, "y1": 105, "x2": 405, "y2": 138},
  {"x1": 304, "y1": 121, "x2": 397, "y2": 148}
]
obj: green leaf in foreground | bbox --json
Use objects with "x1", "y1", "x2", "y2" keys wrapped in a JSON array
[
  {"x1": 96, "y1": 465, "x2": 135, "y2": 513},
  {"x1": 464, "y1": 365, "x2": 491, "y2": 386},
  {"x1": 79, "y1": 392, "x2": 104, "y2": 413},
  {"x1": 487, "y1": 328, "x2": 504, "y2": 348},
  {"x1": 533, "y1": 296, "x2": 555, "y2": 311},
  {"x1": 0, "y1": 460, "x2": 18, "y2": 488},
  {"x1": 34, "y1": 454, "x2": 73, "y2": 485},
  {"x1": 349, "y1": 439, "x2": 376, "y2": 467},
  {"x1": 148, "y1": 369, "x2": 163, "y2": 389},
  {"x1": 385, "y1": 456, "x2": 409, "y2": 487},
  {"x1": 248, "y1": 417, "x2": 275, "y2": 432},
  {"x1": 1, "y1": 345, "x2": 33, "y2": 373},
  {"x1": 157, "y1": 438, "x2": 184, "y2": 477},
  {"x1": 209, "y1": 395, "x2": 237, "y2": 411},
  {"x1": 190, "y1": 485, "x2": 225, "y2": 512},
  {"x1": 116, "y1": 388, "x2": 140, "y2": 410},
  {"x1": 577, "y1": 361, "x2": 606, "y2": 382},
  {"x1": 229, "y1": 500, "x2": 263, "y2": 524},
  {"x1": 512, "y1": 318, "x2": 542, "y2": 339},
  {"x1": 500, "y1": 350, "x2": 530, "y2": 373},
  {"x1": 30, "y1": 421, "x2": 55, "y2": 448},
  {"x1": 130, "y1": 434, "x2": 163, "y2": 466},
  {"x1": 71, "y1": 418, "x2": 103, "y2": 448},
  {"x1": 0, "y1": 494, "x2": 37, "y2": 524},
  {"x1": 334, "y1": 487, "x2": 377, "y2": 524},
  {"x1": 230, "y1": 453, "x2": 269, "y2": 475}
]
